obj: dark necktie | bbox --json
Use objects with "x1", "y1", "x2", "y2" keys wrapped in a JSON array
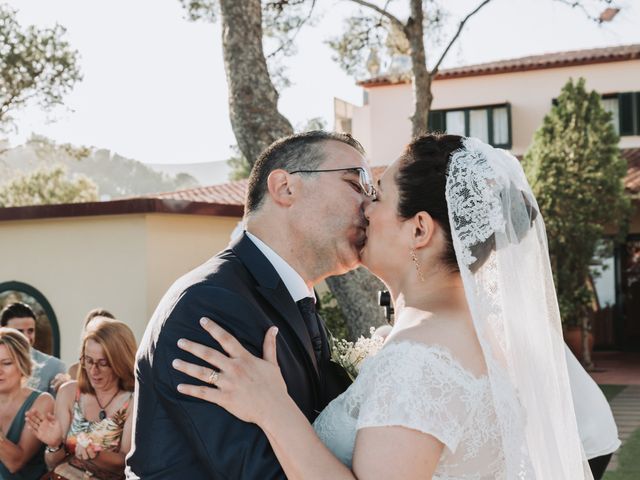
[{"x1": 296, "y1": 297, "x2": 323, "y2": 363}]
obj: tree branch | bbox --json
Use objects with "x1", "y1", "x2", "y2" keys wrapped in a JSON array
[
  {"x1": 347, "y1": 0, "x2": 405, "y2": 32},
  {"x1": 553, "y1": 0, "x2": 612, "y2": 23},
  {"x1": 430, "y1": 0, "x2": 494, "y2": 75},
  {"x1": 267, "y1": 0, "x2": 317, "y2": 59}
]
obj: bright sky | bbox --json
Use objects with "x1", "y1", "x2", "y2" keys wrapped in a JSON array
[{"x1": 5, "y1": 0, "x2": 640, "y2": 165}]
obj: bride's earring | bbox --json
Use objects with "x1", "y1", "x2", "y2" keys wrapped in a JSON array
[{"x1": 410, "y1": 249, "x2": 425, "y2": 282}]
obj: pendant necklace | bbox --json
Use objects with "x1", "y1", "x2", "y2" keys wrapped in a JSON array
[{"x1": 96, "y1": 390, "x2": 120, "y2": 420}]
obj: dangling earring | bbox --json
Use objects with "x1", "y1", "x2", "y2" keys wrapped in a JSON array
[{"x1": 410, "y1": 249, "x2": 425, "y2": 282}]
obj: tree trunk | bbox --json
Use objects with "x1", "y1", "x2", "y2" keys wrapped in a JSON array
[
  {"x1": 219, "y1": 0, "x2": 385, "y2": 337},
  {"x1": 406, "y1": 0, "x2": 432, "y2": 136},
  {"x1": 219, "y1": 0, "x2": 294, "y2": 165},
  {"x1": 581, "y1": 313, "x2": 594, "y2": 370},
  {"x1": 326, "y1": 267, "x2": 387, "y2": 340}
]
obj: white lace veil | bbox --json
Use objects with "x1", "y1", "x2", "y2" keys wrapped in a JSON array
[{"x1": 445, "y1": 137, "x2": 593, "y2": 479}]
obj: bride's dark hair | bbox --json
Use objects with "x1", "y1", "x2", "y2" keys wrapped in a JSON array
[
  {"x1": 395, "y1": 133, "x2": 463, "y2": 273},
  {"x1": 396, "y1": 133, "x2": 538, "y2": 274}
]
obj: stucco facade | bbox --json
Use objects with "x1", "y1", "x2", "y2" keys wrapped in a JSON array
[
  {"x1": 340, "y1": 55, "x2": 640, "y2": 166},
  {"x1": 336, "y1": 45, "x2": 640, "y2": 351},
  {"x1": 0, "y1": 206, "x2": 240, "y2": 364}
]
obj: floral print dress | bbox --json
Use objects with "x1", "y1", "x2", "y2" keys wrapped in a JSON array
[{"x1": 63, "y1": 390, "x2": 132, "y2": 480}]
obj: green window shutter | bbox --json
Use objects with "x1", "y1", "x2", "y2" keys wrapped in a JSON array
[
  {"x1": 619, "y1": 92, "x2": 635, "y2": 136},
  {"x1": 428, "y1": 110, "x2": 446, "y2": 132},
  {"x1": 636, "y1": 92, "x2": 640, "y2": 135}
]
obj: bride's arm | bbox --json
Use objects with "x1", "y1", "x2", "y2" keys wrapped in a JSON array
[
  {"x1": 352, "y1": 427, "x2": 442, "y2": 479},
  {"x1": 174, "y1": 318, "x2": 441, "y2": 480},
  {"x1": 260, "y1": 392, "x2": 355, "y2": 480},
  {"x1": 259, "y1": 397, "x2": 443, "y2": 480},
  {"x1": 174, "y1": 318, "x2": 354, "y2": 480}
]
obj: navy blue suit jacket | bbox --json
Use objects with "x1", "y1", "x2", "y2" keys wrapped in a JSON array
[{"x1": 126, "y1": 233, "x2": 351, "y2": 479}]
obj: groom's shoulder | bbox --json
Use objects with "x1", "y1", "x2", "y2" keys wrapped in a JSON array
[
  {"x1": 137, "y1": 249, "x2": 260, "y2": 356},
  {"x1": 163, "y1": 248, "x2": 253, "y2": 308}
]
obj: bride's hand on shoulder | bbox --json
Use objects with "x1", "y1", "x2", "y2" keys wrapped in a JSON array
[{"x1": 173, "y1": 318, "x2": 287, "y2": 426}]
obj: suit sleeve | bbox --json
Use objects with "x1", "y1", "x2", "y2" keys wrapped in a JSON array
[{"x1": 152, "y1": 284, "x2": 287, "y2": 480}]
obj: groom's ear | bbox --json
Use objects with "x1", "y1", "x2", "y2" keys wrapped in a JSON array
[
  {"x1": 267, "y1": 169, "x2": 296, "y2": 207},
  {"x1": 412, "y1": 211, "x2": 436, "y2": 249}
]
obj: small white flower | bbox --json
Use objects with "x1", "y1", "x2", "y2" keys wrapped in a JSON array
[{"x1": 331, "y1": 327, "x2": 385, "y2": 380}]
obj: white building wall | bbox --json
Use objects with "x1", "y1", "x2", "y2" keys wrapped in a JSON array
[{"x1": 341, "y1": 59, "x2": 640, "y2": 166}]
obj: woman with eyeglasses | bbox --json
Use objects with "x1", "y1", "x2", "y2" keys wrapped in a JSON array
[
  {"x1": 27, "y1": 321, "x2": 136, "y2": 480},
  {"x1": 0, "y1": 328, "x2": 54, "y2": 479}
]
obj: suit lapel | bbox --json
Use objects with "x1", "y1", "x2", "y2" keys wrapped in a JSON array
[
  {"x1": 256, "y1": 285, "x2": 319, "y2": 374},
  {"x1": 231, "y1": 233, "x2": 320, "y2": 376}
]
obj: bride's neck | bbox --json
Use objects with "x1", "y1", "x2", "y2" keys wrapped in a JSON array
[{"x1": 390, "y1": 270, "x2": 468, "y2": 317}]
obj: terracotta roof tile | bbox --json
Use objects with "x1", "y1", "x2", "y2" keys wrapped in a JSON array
[
  {"x1": 4, "y1": 150, "x2": 639, "y2": 222},
  {"x1": 623, "y1": 148, "x2": 640, "y2": 194},
  {"x1": 358, "y1": 44, "x2": 640, "y2": 87},
  {"x1": 153, "y1": 180, "x2": 248, "y2": 205},
  {"x1": 142, "y1": 147, "x2": 640, "y2": 208}
]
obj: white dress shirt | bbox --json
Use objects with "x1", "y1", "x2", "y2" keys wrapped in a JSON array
[{"x1": 245, "y1": 231, "x2": 315, "y2": 303}]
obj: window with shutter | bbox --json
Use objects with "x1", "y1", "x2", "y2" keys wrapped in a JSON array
[
  {"x1": 426, "y1": 103, "x2": 511, "y2": 148},
  {"x1": 619, "y1": 92, "x2": 635, "y2": 136}
]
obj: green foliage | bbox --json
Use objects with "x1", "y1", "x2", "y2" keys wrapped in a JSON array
[
  {"x1": 3, "y1": 135, "x2": 199, "y2": 198},
  {"x1": 318, "y1": 290, "x2": 349, "y2": 341},
  {"x1": 28, "y1": 133, "x2": 91, "y2": 161},
  {"x1": 0, "y1": 164, "x2": 98, "y2": 207},
  {"x1": 227, "y1": 144, "x2": 251, "y2": 181},
  {"x1": 0, "y1": 4, "x2": 82, "y2": 130},
  {"x1": 227, "y1": 117, "x2": 327, "y2": 181},
  {"x1": 523, "y1": 78, "x2": 630, "y2": 327},
  {"x1": 296, "y1": 116, "x2": 327, "y2": 132},
  {"x1": 327, "y1": 1, "x2": 447, "y2": 79},
  {"x1": 178, "y1": 0, "x2": 317, "y2": 89},
  {"x1": 603, "y1": 424, "x2": 640, "y2": 480},
  {"x1": 178, "y1": 0, "x2": 218, "y2": 22},
  {"x1": 599, "y1": 384, "x2": 626, "y2": 402}
]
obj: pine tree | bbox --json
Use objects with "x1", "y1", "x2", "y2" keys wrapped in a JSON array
[
  {"x1": 523, "y1": 78, "x2": 629, "y2": 366},
  {"x1": 0, "y1": 165, "x2": 98, "y2": 207}
]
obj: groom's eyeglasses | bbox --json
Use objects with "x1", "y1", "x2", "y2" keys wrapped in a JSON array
[{"x1": 288, "y1": 167, "x2": 377, "y2": 199}]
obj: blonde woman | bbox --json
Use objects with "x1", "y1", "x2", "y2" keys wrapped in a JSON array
[
  {"x1": 0, "y1": 327, "x2": 54, "y2": 479},
  {"x1": 27, "y1": 321, "x2": 136, "y2": 480}
]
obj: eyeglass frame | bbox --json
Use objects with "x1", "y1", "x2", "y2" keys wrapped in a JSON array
[
  {"x1": 288, "y1": 167, "x2": 377, "y2": 199},
  {"x1": 80, "y1": 355, "x2": 111, "y2": 370}
]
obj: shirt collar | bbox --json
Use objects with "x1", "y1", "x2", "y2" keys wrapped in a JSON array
[{"x1": 246, "y1": 231, "x2": 314, "y2": 303}]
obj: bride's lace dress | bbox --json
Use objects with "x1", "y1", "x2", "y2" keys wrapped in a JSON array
[{"x1": 313, "y1": 341, "x2": 506, "y2": 479}]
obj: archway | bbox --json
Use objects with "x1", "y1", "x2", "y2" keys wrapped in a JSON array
[{"x1": 0, "y1": 281, "x2": 61, "y2": 357}]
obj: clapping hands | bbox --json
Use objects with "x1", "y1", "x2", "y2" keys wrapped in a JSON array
[{"x1": 25, "y1": 409, "x2": 63, "y2": 448}]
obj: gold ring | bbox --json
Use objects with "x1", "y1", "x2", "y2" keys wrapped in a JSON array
[{"x1": 207, "y1": 370, "x2": 220, "y2": 385}]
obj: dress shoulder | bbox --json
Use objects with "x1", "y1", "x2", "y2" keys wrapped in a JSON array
[{"x1": 353, "y1": 341, "x2": 487, "y2": 453}]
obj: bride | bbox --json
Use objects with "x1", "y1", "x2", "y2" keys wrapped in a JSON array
[{"x1": 172, "y1": 134, "x2": 593, "y2": 479}]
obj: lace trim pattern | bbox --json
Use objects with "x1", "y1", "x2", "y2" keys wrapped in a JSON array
[
  {"x1": 445, "y1": 137, "x2": 506, "y2": 267},
  {"x1": 314, "y1": 341, "x2": 506, "y2": 478}
]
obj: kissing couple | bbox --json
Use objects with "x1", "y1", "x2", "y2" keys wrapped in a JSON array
[{"x1": 126, "y1": 131, "x2": 593, "y2": 479}]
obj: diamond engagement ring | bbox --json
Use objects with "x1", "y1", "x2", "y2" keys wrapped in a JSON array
[{"x1": 207, "y1": 370, "x2": 220, "y2": 385}]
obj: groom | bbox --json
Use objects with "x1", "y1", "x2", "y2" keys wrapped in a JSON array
[{"x1": 126, "y1": 131, "x2": 374, "y2": 479}]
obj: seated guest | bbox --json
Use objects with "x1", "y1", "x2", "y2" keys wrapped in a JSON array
[
  {"x1": 0, "y1": 303, "x2": 66, "y2": 396},
  {"x1": 27, "y1": 321, "x2": 135, "y2": 480},
  {"x1": 0, "y1": 327, "x2": 55, "y2": 479},
  {"x1": 51, "y1": 308, "x2": 116, "y2": 390}
]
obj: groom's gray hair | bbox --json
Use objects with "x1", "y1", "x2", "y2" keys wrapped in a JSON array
[{"x1": 245, "y1": 130, "x2": 364, "y2": 214}]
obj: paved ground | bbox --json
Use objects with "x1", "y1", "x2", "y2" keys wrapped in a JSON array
[
  {"x1": 590, "y1": 351, "x2": 640, "y2": 386},
  {"x1": 606, "y1": 385, "x2": 640, "y2": 472}
]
